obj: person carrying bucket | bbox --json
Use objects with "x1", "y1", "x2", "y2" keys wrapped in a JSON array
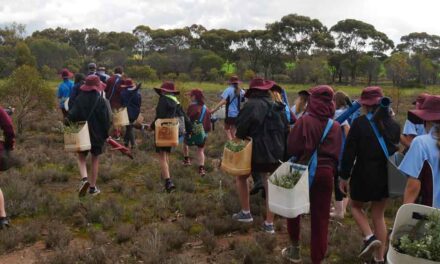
[
  {"x1": 151, "y1": 82, "x2": 192, "y2": 193},
  {"x1": 120, "y1": 79, "x2": 142, "y2": 149},
  {"x1": 67, "y1": 75, "x2": 112, "y2": 197},
  {"x1": 211, "y1": 76, "x2": 245, "y2": 140},
  {"x1": 339, "y1": 87, "x2": 400, "y2": 264},
  {"x1": 232, "y1": 77, "x2": 289, "y2": 234},
  {"x1": 182, "y1": 89, "x2": 212, "y2": 177},
  {"x1": 0, "y1": 107, "x2": 15, "y2": 229},
  {"x1": 57, "y1": 68, "x2": 74, "y2": 118},
  {"x1": 105, "y1": 66, "x2": 125, "y2": 140},
  {"x1": 282, "y1": 86, "x2": 342, "y2": 264},
  {"x1": 400, "y1": 95, "x2": 440, "y2": 209}
]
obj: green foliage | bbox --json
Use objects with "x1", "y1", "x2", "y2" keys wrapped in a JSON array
[
  {"x1": 199, "y1": 54, "x2": 224, "y2": 73},
  {"x1": 243, "y1": 69, "x2": 256, "y2": 81},
  {"x1": 28, "y1": 38, "x2": 79, "y2": 70},
  {"x1": 206, "y1": 68, "x2": 220, "y2": 82},
  {"x1": 270, "y1": 167, "x2": 303, "y2": 189},
  {"x1": 126, "y1": 65, "x2": 158, "y2": 81},
  {"x1": 221, "y1": 61, "x2": 236, "y2": 74},
  {"x1": 0, "y1": 65, "x2": 53, "y2": 134},
  {"x1": 225, "y1": 139, "x2": 247, "y2": 152},
  {"x1": 15, "y1": 42, "x2": 36, "y2": 67}
]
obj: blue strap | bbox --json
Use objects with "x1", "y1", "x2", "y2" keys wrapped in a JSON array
[
  {"x1": 308, "y1": 119, "x2": 334, "y2": 188},
  {"x1": 198, "y1": 106, "x2": 207, "y2": 123},
  {"x1": 366, "y1": 113, "x2": 390, "y2": 157}
]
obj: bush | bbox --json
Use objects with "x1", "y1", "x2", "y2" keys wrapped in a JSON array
[
  {"x1": 243, "y1": 69, "x2": 256, "y2": 81},
  {"x1": 126, "y1": 65, "x2": 158, "y2": 81},
  {"x1": 206, "y1": 68, "x2": 220, "y2": 82},
  {"x1": 272, "y1": 74, "x2": 290, "y2": 83},
  {"x1": 116, "y1": 224, "x2": 135, "y2": 244},
  {"x1": 45, "y1": 222, "x2": 72, "y2": 249},
  {"x1": 177, "y1": 73, "x2": 190, "y2": 82},
  {"x1": 200, "y1": 230, "x2": 217, "y2": 254}
]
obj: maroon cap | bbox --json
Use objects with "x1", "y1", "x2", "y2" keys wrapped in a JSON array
[
  {"x1": 80, "y1": 75, "x2": 106, "y2": 92},
  {"x1": 228, "y1": 75, "x2": 242, "y2": 84},
  {"x1": 154, "y1": 81, "x2": 180, "y2": 95},
  {"x1": 408, "y1": 95, "x2": 440, "y2": 124},
  {"x1": 60, "y1": 68, "x2": 73, "y2": 79},
  {"x1": 359, "y1": 86, "x2": 383, "y2": 106},
  {"x1": 120, "y1": 79, "x2": 135, "y2": 88},
  {"x1": 248, "y1": 77, "x2": 274, "y2": 90}
]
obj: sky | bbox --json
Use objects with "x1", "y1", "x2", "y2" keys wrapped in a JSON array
[{"x1": 0, "y1": 0, "x2": 438, "y2": 44}]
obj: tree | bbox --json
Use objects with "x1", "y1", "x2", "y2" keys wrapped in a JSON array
[
  {"x1": 15, "y1": 42, "x2": 36, "y2": 67},
  {"x1": 384, "y1": 52, "x2": 411, "y2": 86},
  {"x1": 0, "y1": 65, "x2": 53, "y2": 134},
  {"x1": 268, "y1": 14, "x2": 335, "y2": 59},
  {"x1": 133, "y1": 25, "x2": 153, "y2": 60},
  {"x1": 199, "y1": 54, "x2": 224, "y2": 74},
  {"x1": 291, "y1": 56, "x2": 331, "y2": 84},
  {"x1": 330, "y1": 19, "x2": 394, "y2": 84},
  {"x1": 396, "y1": 32, "x2": 440, "y2": 59},
  {"x1": 28, "y1": 38, "x2": 79, "y2": 70},
  {"x1": 358, "y1": 54, "x2": 381, "y2": 85},
  {"x1": 125, "y1": 65, "x2": 158, "y2": 81}
]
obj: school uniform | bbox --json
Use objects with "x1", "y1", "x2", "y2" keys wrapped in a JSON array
[
  {"x1": 399, "y1": 129, "x2": 440, "y2": 208},
  {"x1": 221, "y1": 86, "x2": 244, "y2": 128},
  {"x1": 185, "y1": 104, "x2": 212, "y2": 148},
  {"x1": 121, "y1": 86, "x2": 142, "y2": 147},
  {"x1": 333, "y1": 107, "x2": 349, "y2": 202},
  {"x1": 340, "y1": 115, "x2": 400, "y2": 202}
]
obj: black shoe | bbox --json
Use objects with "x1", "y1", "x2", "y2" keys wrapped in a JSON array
[
  {"x1": 359, "y1": 235, "x2": 381, "y2": 259},
  {"x1": 78, "y1": 179, "x2": 90, "y2": 197},
  {"x1": 165, "y1": 179, "x2": 176, "y2": 193},
  {"x1": 0, "y1": 217, "x2": 10, "y2": 229}
]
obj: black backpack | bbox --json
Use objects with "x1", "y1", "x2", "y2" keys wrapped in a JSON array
[{"x1": 252, "y1": 101, "x2": 288, "y2": 165}]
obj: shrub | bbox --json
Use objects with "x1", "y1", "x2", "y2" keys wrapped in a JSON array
[
  {"x1": 177, "y1": 73, "x2": 190, "y2": 82},
  {"x1": 255, "y1": 232, "x2": 277, "y2": 253},
  {"x1": 243, "y1": 69, "x2": 256, "y2": 81},
  {"x1": 125, "y1": 65, "x2": 158, "y2": 81},
  {"x1": 200, "y1": 230, "x2": 217, "y2": 254},
  {"x1": 45, "y1": 222, "x2": 72, "y2": 249},
  {"x1": 0, "y1": 227, "x2": 23, "y2": 253},
  {"x1": 116, "y1": 224, "x2": 135, "y2": 244}
]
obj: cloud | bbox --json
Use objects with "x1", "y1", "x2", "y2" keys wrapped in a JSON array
[{"x1": 0, "y1": 0, "x2": 440, "y2": 43}]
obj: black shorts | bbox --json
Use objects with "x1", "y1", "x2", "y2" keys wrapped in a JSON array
[
  {"x1": 156, "y1": 147, "x2": 172, "y2": 153},
  {"x1": 80, "y1": 145, "x2": 104, "y2": 156},
  {"x1": 184, "y1": 136, "x2": 206, "y2": 148}
]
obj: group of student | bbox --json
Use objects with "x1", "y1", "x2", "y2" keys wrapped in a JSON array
[{"x1": 2, "y1": 67, "x2": 439, "y2": 263}]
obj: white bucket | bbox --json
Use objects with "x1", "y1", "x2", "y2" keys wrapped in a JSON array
[
  {"x1": 387, "y1": 204, "x2": 440, "y2": 264},
  {"x1": 64, "y1": 122, "x2": 91, "y2": 152},
  {"x1": 388, "y1": 152, "x2": 407, "y2": 197},
  {"x1": 113, "y1": 108, "x2": 130, "y2": 127},
  {"x1": 268, "y1": 162, "x2": 310, "y2": 218},
  {"x1": 217, "y1": 105, "x2": 226, "y2": 120}
]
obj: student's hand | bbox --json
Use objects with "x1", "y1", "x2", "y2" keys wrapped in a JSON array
[{"x1": 339, "y1": 178, "x2": 349, "y2": 195}]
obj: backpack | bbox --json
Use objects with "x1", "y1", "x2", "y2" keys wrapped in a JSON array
[
  {"x1": 252, "y1": 101, "x2": 288, "y2": 165},
  {"x1": 186, "y1": 106, "x2": 207, "y2": 146}
]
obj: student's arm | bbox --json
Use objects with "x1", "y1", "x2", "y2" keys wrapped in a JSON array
[
  {"x1": 212, "y1": 99, "x2": 227, "y2": 113},
  {"x1": 400, "y1": 134, "x2": 415, "y2": 148},
  {"x1": 403, "y1": 178, "x2": 421, "y2": 204}
]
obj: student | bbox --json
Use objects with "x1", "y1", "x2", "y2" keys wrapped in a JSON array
[
  {"x1": 68, "y1": 73, "x2": 85, "y2": 110},
  {"x1": 151, "y1": 82, "x2": 192, "y2": 193},
  {"x1": 97, "y1": 67, "x2": 110, "y2": 82},
  {"x1": 232, "y1": 77, "x2": 289, "y2": 234},
  {"x1": 105, "y1": 66, "x2": 125, "y2": 139},
  {"x1": 400, "y1": 95, "x2": 440, "y2": 209},
  {"x1": 290, "y1": 90, "x2": 310, "y2": 119},
  {"x1": 282, "y1": 86, "x2": 342, "y2": 264},
  {"x1": 400, "y1": 93, "x2": 429, "y2": 150},
  {"x1": 57, "y1": 69, "x2": 74, "y2": 118},
  {"x1": 68, "y1": 75, "x2": 112, "y2": 197},
  {"x1": 331, "y1": 91, "x2": 351, "y2": 219},
  {"x1": 87, "y1": 63, "x2": 107, "y2": 83},
  {"x1": 0, "y1": 107, "x2": 15, "y2": 229},
  {"x1": 339, "y1": 87, "x2": 400, "y2": 264},
  {"x1": 120, "y1": 79, "x2": 141, "y2": 149},
  {"x1": 211, "y1": 76, "x2": 244, "y2": 140},
  {"x1": 182, "y1": 89, "x2": 212, "y2": 177}
]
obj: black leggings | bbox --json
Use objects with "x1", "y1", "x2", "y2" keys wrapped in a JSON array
[
  {"x1": 124, "y1": 124, "x2": 135, "y2": 147},
  {"x1": 334, "y1": 174, "x2": 346, "y2": 201}
]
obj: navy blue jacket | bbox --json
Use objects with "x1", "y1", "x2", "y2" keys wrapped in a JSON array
[{"x1": 121, "y1": 88, "x2": 142, "y2": 122}]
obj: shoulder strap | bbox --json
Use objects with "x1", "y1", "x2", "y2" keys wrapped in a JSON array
[
  {"x1": 367, "y1": 113, "x2": 390, "y2": 157},
  {"x1": 198, "y1": 105, "x2": 207, "y2": 123},
  {"x1": 308, "y1": 119, "x2": 334, "y2": 188},
  {"x1": 108, "y1": 76, "x2": 121, "y2": 101}
]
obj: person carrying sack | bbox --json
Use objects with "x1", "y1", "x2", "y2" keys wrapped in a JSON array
[
  {"x1": 400, "y1": 95, "x2": 440, "y2": 209},
  {"x1": 281, "y1": 86, "x2": 342, "y2": 264},
  {"x1": 339, "y1": 87, "x2": 400, "y2": 264},
  {"x1": 212, "y1": 76, "x2": 245, "y2": 140},
  {"x1": 182, "y1": 89, "x2": 212, "y2": 177},
  {"x1": 0, "y1": 107, "x2": 15, "y2": 229},
  {"x1": 151, "y1": 82, "x2": 192, "y2": 193},
  {"x1": 120, "y1": 79, "x2": 142, "y2": 149},
  {"x1": 68, "y1": 75, "x2": 112, "y2": 197},
  {"x1": 231, "y1": 77, "x2": 289, "y2": 234}
]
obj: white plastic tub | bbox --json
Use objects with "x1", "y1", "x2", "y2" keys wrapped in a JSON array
[
  {"x1": 268, "y1": 162, "x2": 310, "y2": 218},
  {"x1": 388, "y1": 152, "x2": 407, "y2": 197},
  {"x1": 64, "y1": 122, "x2": 91, "y2": 152}
]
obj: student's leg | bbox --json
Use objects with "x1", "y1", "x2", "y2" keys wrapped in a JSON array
[
  {"x1": 124, "y1": 125, "x2": 130, "y2": 146},
  {"x1": 159, "y1": 151, "x2": 170, "y2": 179},
  {"x1": 224, "y1": 129, "x2": 233, "y2": 141},
  {"x1": 77, "y1": 152, "x2": 88, "y2": 180},
  {"x1": 230, "y1": 125, "x2": 237, "y2": 139},
  {"x1": 129, "y1": 125, "x2": 136, "y2": 147},
  {"x1": 0, "y1": 189, "x2": 6, "y2": 218},
  {"x1": 371, "y1": 199, "x2": 388, "y2": 261},
  {"x1": 351, "y1": 200, "x2": 373, "y2": 237},
  {"x1": 310, "y1": 167, "x2": 334, "y2": 264},
  {"x1": 287, "y1": 217, "x2": 301, "y2": 244},
  {"x1": 90, "y1": 155, "x2": 99, "y2": 188},
  {"x1": 263, "y1": 173, "x2": 274, "y2": 224},
  {"x1": 196, "y1": 146, "x2": 205, "y2": 166},
  {"x1": 331, "y1": 174, "x2": 345, "y2": 218},
  {"x1": 236, "y1": 175, "x2": 250, "y2": 212}
]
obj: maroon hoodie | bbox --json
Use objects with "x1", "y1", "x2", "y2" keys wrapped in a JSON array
[
  {"x1": 287, "y1": 85, "x2": 342, "y2": 169},
  {"x1": 0, "y1": 107, "x2": 15, "y2": 152},
  {"x1": 186, "y1": 104, "x2": 212, "y2": 132}
]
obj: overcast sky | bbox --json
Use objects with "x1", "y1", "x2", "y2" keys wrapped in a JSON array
[{"x1": 0, "y1": 0, "x2": 438, "y2": 44}]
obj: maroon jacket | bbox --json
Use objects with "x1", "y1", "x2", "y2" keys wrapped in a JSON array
[
  {"x1": 105, "y1": 75, "x2": 124, "y2": 109},
  {"x1": 0, "y1": 108, "x2": 15, "y2": 152},
  {"x1": 186, "y1": 104, "x2": 212, "y2": 132},
  {"x1": 287, "y1": 86, "x2": 342, "y2": 169}
]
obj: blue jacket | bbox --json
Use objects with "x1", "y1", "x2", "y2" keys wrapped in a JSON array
[{"x1": 121, "y1": 88, "x2": 141, "y2": 122}]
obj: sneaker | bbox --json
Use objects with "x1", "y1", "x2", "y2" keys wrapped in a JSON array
[
  {"x1": 165, "y1": 179, "x2": 176, "y2": 193},
  {"x1": 182, "y1": 158, "x2": 191, "y2": 166},
  {"x1": 89, "y1": 187, "x2": 101, "y2": 196},
  {"x1": 0, "y1": 217, "x2": 10, "y2": 229},
  {"x1": 359, "y1": 235, "x2": 382, "y2": 259},
  {"x1": 199, "y1": 166, "x2": 206, "y2": 177},
  {"x1": 232, "y1": 211, "x2": 253, "y2": 223},
  {"x1": 78, "y1": 179, "x2": 90, "y2": 197},
  {"x1": 262, "y1": 222, "x2": 275, "y2": 234},
  {"x1": 281, "y1": 245, "x2": 302, "y2": 263}
]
